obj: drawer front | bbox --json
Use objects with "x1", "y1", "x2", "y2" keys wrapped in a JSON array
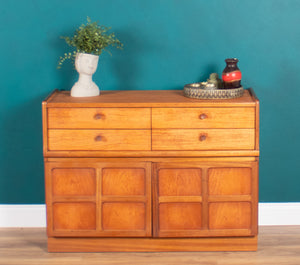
[
  {"x1": 48, "y1": 129, "x2": 151, "y2": 151},
  {"x1": 152, "y1": 108, "x2": 255, "y2": 129},
  {"x1": 48, "y1": 108, "x2": 151, "y2": 129},
  {"x1": 152, "y1": 129, "x2": 255, "y2": 150}
]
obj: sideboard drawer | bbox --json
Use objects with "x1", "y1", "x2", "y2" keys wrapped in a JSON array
[
  {"x1": 48, "y1": 108, "x2": 151, "y2": 129},
  {"x1": 152, "y1": 129, "x2": 255, "y2": 150},
  {"x1": 48, "y1": 129, "x2": 151, "y2": 151},
  {"x1": 152, "y1": 108, "x2": 255, "y2": 129}
]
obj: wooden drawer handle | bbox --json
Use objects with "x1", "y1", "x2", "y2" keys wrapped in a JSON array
[
  {"x1": 199, "y1": 134, "x2": 207, "y2": 141},
  {"x1": 94, "y1": 113, "x2": 104, "y2": 120},
  {"x1": 94, "y1": 135, "x2": 103, "y2": 141},
  {"x1": 199, "y1": 113, "x2": 208, "y2": 120}
]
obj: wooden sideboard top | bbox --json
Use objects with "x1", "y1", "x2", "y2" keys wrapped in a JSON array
[{"x1": 44, "y1": 89, "x2": 258, "y2": 108}]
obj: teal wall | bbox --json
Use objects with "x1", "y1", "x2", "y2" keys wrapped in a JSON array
[{"x1": 1, "y1": 0, "x2": 300, "y2": 203}]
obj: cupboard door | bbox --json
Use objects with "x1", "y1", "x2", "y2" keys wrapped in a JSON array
[
  {"x1": 45, "y1": 161, "x2": 152, "y2": 237},
  {"x1": 153, "y1": 161, "x2": 258, "y2": 237},
  {"x1": 100, "y1": 166, "x2": 151, "y2": 236},
  {"x1": 153, "y1": 164, "x2": 203, "y2": 237},
  {"x1": 207, "y1": 167, "x2": 255, "y2": 232}
]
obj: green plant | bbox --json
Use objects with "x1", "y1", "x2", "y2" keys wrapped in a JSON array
[{"x1": 58, "y1": 17, "x2": 123, "y2": 68}]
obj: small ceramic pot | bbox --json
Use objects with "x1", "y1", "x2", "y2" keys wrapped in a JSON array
[
  {"x1": 222, "y1": 58, "x2": 242, "y2": 89},
  {"x1": 71, "y1": 53, "x2": 100, "y2": 97}
]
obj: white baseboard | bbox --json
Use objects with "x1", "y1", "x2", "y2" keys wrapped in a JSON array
[
  {"x1": 0, "y1": 205, "x2": 46, "y2": 227},
  {"x1": 0, "y1": 203, "x2": 299, "y2": 227},
  {"x1": 258, "y1": 203, "x2": 300, "y2": 225}
]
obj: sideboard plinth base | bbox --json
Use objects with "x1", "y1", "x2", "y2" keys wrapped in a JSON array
[{"x1": 48, "y1": 236, "x2": 258, "y2": 252}]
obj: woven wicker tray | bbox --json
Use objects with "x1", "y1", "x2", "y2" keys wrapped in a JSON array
[{"x1": 184, "y1": 84, "x2": 244, "y2": 99}]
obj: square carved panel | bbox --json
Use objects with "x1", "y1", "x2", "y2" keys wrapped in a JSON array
[
  {"x1": 102, "y1": 202, "x2": 146, "y2": 230},
  {"x1": 52, "y1": 168, "x2": 96, "y2": 196},
  {"x1": 53, "y1": 202, "x2": 96, "y2": 230},
  {"x1": 102, "y1": 168, "x2": 145, "y2": 196},
  {"x1": 208, "y1": 167, "x2": 252, "y2": 195},
  {"x1": 209, "y1": 202, "x2": 251, "y2": 229},
  {"x1": 158, "y1": 169, "x2": 202, "y2": 196},
  {"x1": 159, "y1": 202, "x2": 202, "y2": 230}
]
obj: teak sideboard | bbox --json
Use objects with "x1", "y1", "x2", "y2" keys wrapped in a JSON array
[{"x1": 42, "y1": 89, "x2": 259, "y2": 252}]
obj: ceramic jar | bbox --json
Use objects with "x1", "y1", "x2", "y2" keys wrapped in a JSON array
[{"x1": 222, "y1": 58, "x2": 242, "y2": 89}]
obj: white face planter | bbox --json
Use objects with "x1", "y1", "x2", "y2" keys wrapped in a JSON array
[{"x1": 71, "y1": 53, "x2": 100, "y2": 97}]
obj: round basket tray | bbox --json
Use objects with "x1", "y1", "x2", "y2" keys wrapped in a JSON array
[{"x1": 184, "y1": 83, "x2": 244, "y2": 99}]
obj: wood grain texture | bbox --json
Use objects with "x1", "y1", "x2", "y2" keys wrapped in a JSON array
[
  {"x1": 48, "y1": 129, "x2": 151, "y2": 151},
  {"x1": 159, "y1": 202, "x2": 202, "y2": 230},
  {"x1": 153, "y1": 161, "x2": 257, "y2": 238},
  {"x1": 208, "y1": 202, "x2": 252, "y2": 230},
  {"x1": 158, "y1": 168, "x2": 202, "y2": 196},
  {"x1": 46, "y1": 89, "x2": 256, "y2": 107},
  {"x1": 44, "y1": 149, "x2": 260, "y2": 158},
  {"x1": 46, "y1": 157, "x2": 257, "y2": 162},
  {"x1": 48, "y1": 236, "x2": 258, "y2": 252},
  {"x1": 42, "y1": 90, "x2": 58, "y2": 156},
  {"x1": 249, "y1": 88, "x2": 260, "y2": 152},
  {"x1": 52, "y1": 168, "x2": 96, "y2": 196},
  {"x1": 48, "y1": 107, "x2": 151, "y2": 129},
  {"x1": 42, "y1": 101, "x2": 48, "y2": 156},
  {"x1": 152, "y1": 107, "x2": 255, "y2": 128},
  {"x1": 251, "y1": 159, "x2": 259, "y2": 235},
  {"x1": 102, "y1": 168, "x2": 145, "y2": 196},
  {"x1": 43, "y1": 89, "x2": 259, "y2": 251},
  {"x1": 2, "y1": 226, "x2": 300, "y2": 263},
  {"x1": 208, "y1": 167, "x2": 252, "y2": 195},
  {"x1": 52, "y1": 202, "x2": 96, "y2": 231},
  {"x1": 46, "y1": 161, "x2": 152, "y2": 238},
  {"x1": 100, "y1": 163, "x2": 152, "y2": 237},
  {"x1": 152, "y1": 129, "x2": 255, "y2": 150},
  {"x1": 102, "y1": 202, "x2": 146, "y2": 231},
  {"x1": 43, "y1": 89, "x2": 260, "y2": 157}
]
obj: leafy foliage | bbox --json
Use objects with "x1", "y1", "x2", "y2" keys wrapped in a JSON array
[{"x1": 58, "y1": 17, "x2": 123, "y2": 68}]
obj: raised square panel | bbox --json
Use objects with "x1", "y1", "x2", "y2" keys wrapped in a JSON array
[
  {"x1": 102, "y1": 202, "x2": 145, "y2": 230},
  {"x1": 53, "y1": 202, "x2": 96, "y2": 230},
  {"x1": 208, "y1": 167, "x2": 252, "y2": 195},
  {"x1": 159, "y1": 203, "x2": 202, "y2": 230},
  {"x1": 158, "y1": 169, "x2": 201, "y2": 196},
  {"x1": 52, "y1": 168, "x2": 96, "y2": 196},
  {"x1": 209, "y1": 202, "x2": 251, "y2": 229},
  {"x1": 102, "y1": 168, "x2": 145, "y2": 196}
]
